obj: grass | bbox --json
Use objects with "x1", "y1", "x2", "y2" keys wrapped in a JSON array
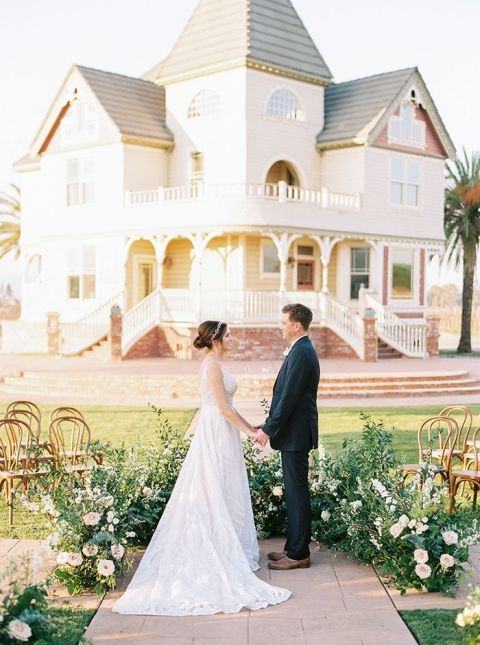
[
  {"x1": 401, "y1": 609, "x2": 469, "y2": 645},
  {"x1": 47, "y1": 607, "x2": 96, "y2": 644},
  {"x1": 439, "y1": 349, "x2": 480, "y2": 357}
]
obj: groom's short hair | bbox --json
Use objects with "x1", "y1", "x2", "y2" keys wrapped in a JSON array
[{"x1": 282, "y1": 303, "x2": 313, "y2": 330}]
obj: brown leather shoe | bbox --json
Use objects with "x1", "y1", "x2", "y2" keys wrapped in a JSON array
[
  {"x1": 268, "y1": 556, "x2": 310, "y2": 570},
  {"x1": 267, "y1": 550, "x2": 287, "y2": 561}
]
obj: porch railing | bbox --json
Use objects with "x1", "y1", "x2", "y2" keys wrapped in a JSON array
[
  {"x1": 364, "y1": 293, "x2": 426, "y2": 358},
  {"x1": 126, "y1": 182, "x2": 361, "y2": 211},
  {"x1": 61, "y1": 291, "x2": 124, "y2": 356}
]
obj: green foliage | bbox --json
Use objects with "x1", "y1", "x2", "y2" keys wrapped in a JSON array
[{"x1": 401, "y1": 609, "x2": 470, "y2": 645}]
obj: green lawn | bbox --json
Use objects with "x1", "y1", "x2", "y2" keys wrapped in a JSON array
[
  {"x1": 47, "y1": 607, "x2": 96, "y2": 644},
  {"x1": 401, "y1": 609, "x2": 469, "y2": 645}
]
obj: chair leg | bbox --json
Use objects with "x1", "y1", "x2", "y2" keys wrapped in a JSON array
[
  {"x1": 7, "y1": 481, "x2": 13, "y2": 527},
  {"x1": 473, "y1": 486, "x2": 478, "y2": 511},
  {"x1": 449, "y1": 479, "x2": 459, "y2": 514}
]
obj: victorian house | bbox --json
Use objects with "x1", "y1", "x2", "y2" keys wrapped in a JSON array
[{"x1": 5, "y1": 0, "x2": 454, "y2": 360}]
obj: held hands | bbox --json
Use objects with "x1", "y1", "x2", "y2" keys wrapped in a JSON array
[{"x1": 250, "y1": 423, "x2": 269, "y2": 447}]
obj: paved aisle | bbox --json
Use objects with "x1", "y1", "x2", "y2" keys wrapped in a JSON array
[{"x1": 85, "y1": 538, "x2": 416, "y2": 645}]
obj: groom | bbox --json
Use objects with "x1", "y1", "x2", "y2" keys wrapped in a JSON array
[{"x1": 254, "y1": 303, "x2": 320, "y2": 570}]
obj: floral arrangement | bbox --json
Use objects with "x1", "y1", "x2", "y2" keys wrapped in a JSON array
[
  {"x1": 0, "y1": 552, "x2": 52, "y2": 643},
  {"x1": 456, "y1": 585, "x2": 480, "y2": 641}
]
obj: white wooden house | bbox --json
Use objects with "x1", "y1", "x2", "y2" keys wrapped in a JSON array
[{"x1": 5, "y1": 0, "x2": 454, "y2": 360}]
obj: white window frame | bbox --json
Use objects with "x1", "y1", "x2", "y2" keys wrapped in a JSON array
[
  {"x1": 190, "y1": 152, "x2": 204, "y2": 186},
  {"x1": 390, "y1": 156, "x2": 421, "y2": 209},
  {"x1": 61, "y1": 100, "x2": 99, "y2": 145},
  {"x1": 389, "y1": 246, "x2": 417, "y2": 302},
  {"x1": 388, "y1": 103, "x2": 425, "y2": 148},
  {"x1": 187, "y1": 89, "x2": 222, "y2": 118},
  {"x1": 260, "y1": 239, "x2": 281, "y2": 278},
  {"x1": 67, "y1": 245, "x2": 96, "y2": 300},
  {"x1": 66, "y1": 157, "x2": 95, "y2": 207},
  {"x1": 350, "y1": 247, "x2": 370, "y2": 300},
  {"x1": 265, "y1": 88, "x2": 305, "y2": 122}
]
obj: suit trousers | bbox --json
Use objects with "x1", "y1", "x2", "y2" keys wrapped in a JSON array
[{"x1": 281, "y1": 450, "x2": 311, "y2": 560}]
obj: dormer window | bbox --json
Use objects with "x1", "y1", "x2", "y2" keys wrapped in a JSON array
[
  {"x1": 187, "y1": 90, "x2": 222, "y2": 118},
  {"x1": 266, "y1": 89, "x2": 304, "y2": 121},
  {"x1": 388, "y1": 103, "x2": 425, "y2": 147}
]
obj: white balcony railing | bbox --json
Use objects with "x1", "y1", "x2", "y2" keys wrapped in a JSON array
[{"x1": 126, "y1": 182, "x2": 361, "y2": 211}]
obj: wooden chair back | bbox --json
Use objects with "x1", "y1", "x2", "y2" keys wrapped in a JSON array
[
  {"x1": 439, "y1": 405, "x2": 473, "y2": 452},
  {"x1": 5, "y1": 409, "x2": 42, "y2": 441},
  {"x1": 463, "y1": 426, "x2": 480, "y2": 470},
  {"x1": 6, "y1": 401, "x2": 41, "y2": 422},
  {"x1": 418, "y1": 415, "x2": 459, "y2": 471},
  {"x1": 48, "y1": 416, "x2": 91, "y2": 465},
  {"x1": 50, "y1": 407, "x2": 85, "y2": 422},
  {"x1": 0, "y1": 418, "x2": 34, "y2": 470}
]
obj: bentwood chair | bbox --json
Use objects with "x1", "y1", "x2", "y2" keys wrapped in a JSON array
[
  {"x1": 48, "y1": 416, "x2": 93, "y2": 474},
  {"x1": 438, "y1": 405, "x2": 473, "y2": 464},
  {"x1": 50, "y1": 407, "x2": 85, "y2": 423},
  {"x1": 449, "y1": 425, "x2": 480, "y2": 513},
  {"x1": 6, "y1": 401, "x2": 42, "y2": 424},
  {"x1": 402, "y1": 416, "x2": 458, "y2": 484}
]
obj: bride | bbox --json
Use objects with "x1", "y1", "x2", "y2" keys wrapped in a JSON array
[{"x1": 112, "y1": 320, "x2": 291, "y2": 616}]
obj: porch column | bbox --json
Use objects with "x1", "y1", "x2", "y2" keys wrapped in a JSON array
[
  {"x1": 191, "y1": 231, "x2": 223, "y2": 322},
  {"x1": 321, "y1": 259, "x2": 329, "y2": 293},
  {"x1": 310, "y1": 235, "x2": 341, "y2": 293},
  {"x1": 153, "y1": 234, "x2": 167, "y2": 290},
  {"x1": 264, "y1": 232, "x2": 301, "y2": 293}
]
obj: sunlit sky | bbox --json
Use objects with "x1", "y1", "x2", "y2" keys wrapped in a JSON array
[{"x1": 1, "y1": 0, "x2": 479, "y2": 291}]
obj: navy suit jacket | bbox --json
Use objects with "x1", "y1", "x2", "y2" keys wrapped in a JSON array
[{"x1": 263, "y1": 336, "x2": 320, "y2": 451}]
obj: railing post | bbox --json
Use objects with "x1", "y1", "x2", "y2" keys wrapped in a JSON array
[
  {"x1": 358, "y1": 283, "x2": 366, "y2": 317},
  {"x1": 109, "y1": 305, "x2": 123, "y2": 361},
  {"x1": 47, "y1": 312, "x2": 61, "y2": 355},
  {"x1": 363, "y1": 309, "x2": 377, "y2": 362},
  {"x1": 425, "y1": 314, "x2": 440, "y2": 358},
  {"x1": 158, "y1": 186, "x2": 165, "y2": 202},
  {"x1": 278, "y1": 181, "x2": 287, "y2": 203}
]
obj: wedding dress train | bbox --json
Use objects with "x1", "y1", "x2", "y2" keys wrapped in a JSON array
[{"x1": 112, "y1": 360, "x2": 291, "y2": 616}]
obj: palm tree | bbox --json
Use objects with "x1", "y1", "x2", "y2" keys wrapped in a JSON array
[
  {"x1": 444, "y1": 148, "x2": 480, "y2": 353},
  {"x1": 0, "y1": 184, "x2": 20, "y2": 261}
]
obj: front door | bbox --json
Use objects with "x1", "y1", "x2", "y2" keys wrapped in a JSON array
[
  {"x1": 134, "y1": 256, "x2": 156, "y2": 304},
  {"x1": 297, "y1": 260, "x2": 314, "y2": 290}
]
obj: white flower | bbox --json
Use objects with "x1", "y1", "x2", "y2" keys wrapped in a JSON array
[
  {"x1": 82, "y1": 543, "x2": 98, "y2": 557},
  {"x1": 111, "y1": 544, "x2": 125, "y2": 560},
  {"x1": 125, "y1": 531, "x2": 136, "y2": 538},
  {"x1": 350, "y1": 500, "x2": 362, "y2": 512},
  {"x1": 389, "y1": 523, "x2": 403, "y2": 539},
  {"x1": 456, "y1": 613, "x2": 465, "y2": 627},
  {"x1": 97, "y1": 559, "x2": 115, "y2": 576},
  {"x1": 113, "y1": 518, "x2": 119, "y2": 525},
  {"x1": 389, "y1": 505, "x2": 396, "y2": 512},
  {"x1": 440, "y1": 553, "x2": 455, "y2": 569},
  {"x1": 415, "y1": 563, "x2": 432, "y2": 579},
  {"x1": 108, "y1": 524, "x2": 115, "y2": 532},
  {"x1": 142, "y1": 486, "x2": 153, "y2": 497},
  {"x1": 83, "y1": 512, "x2": 101, "y2": 526},
  {"x1": 414, "y1": 549, "x2": 429, "y2": 564},
  {"x1": 48, "y1": 532, "x2": 60, "y2": 547},
  {"x1": 398, "y1": 515, "x2": 410, "y2": 528},
  {"x1": 56, "y1": 552, "x2": 69, "y2": 565},
  {"x1": 321, "y1": 510, "x2": 331, "y2": 522},
  {"x1": 272, "y1": 486, "x2": 283, "y2": 497},
  {"x1": 67, "y1": 552, "x2": 83, "y2": 567},
  {"x1": 408, "y1": 519, "x2": 416, "y2": 529},
  {"x1": 7, "y1": 619, "x2": 32, "y2": 642},
  {"x1": 107, "y1": 511, "x2": 114, "y2": 523},
  {"x1": 422, "y1": 517, "x2": 428, "y2": 523},
  {"x1": 442, "y1": 530, "x2": 459, "y2": 545},
  {"x1": 104, "y1": 495, "x2": 114, "y2": 507}
]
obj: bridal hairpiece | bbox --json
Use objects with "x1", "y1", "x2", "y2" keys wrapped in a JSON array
[{"x1": 211, "y1": 321, "x2": 224, "y2": 340}]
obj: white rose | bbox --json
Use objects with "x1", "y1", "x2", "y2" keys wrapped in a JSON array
[
  {"x1": 111, "y1": 544, "x2": 125, "y2": 560},
  {"x1": 67, "y1": 552, "x2": 83, "y2": 567},
  {"x1": 414, "y1": 549, "x2": 429, "y2": 564},
  {"x1": 272, "y1": 486, "x2": 283, "y2": 497},
  {"x1": 440, "y1": 553, "x2": 455, "y2": 569},
  {"x1": 321, "y1": 510, "x2": 331, "y2": 522},
  {"x1": 82, "y1": 543, "x2": 98, "y2": 557},
  {"x1": 422, "y1": 517, "x2": 428, "y2": 523},
  {"x1": 442, "y1": 530, "x2": 459, "y2": 545},
  {"x1": 350, "y1": 500, "x2": 362, "y2": 512},
  {"x1": 415, "y1": 563, "x2": 432, "y2": 579},
  {"x1": 56, "y1": 552, "x2": 69, "y2": 565},
  {"x1": 408, "y1": 519, "x2": 417, "y2": 529},
  {"x1": 125, "y1": 531, "x2": 136, "y2": 538},
  {"x1": 107, "y1": 511, "x2": 114, "y2": 523},
  {"x1": 142, "y1": 487, "x2": 153, "y2": 498},
  {"x1": 389, "y1": 523, "x2": 403, "y2": 539},
  {"x1": 108, "y1": 524, "x2": 115, "y2": 532},
  {"x1": 456, "y1": 613, "x2": 466, "y2": 627},
  {"x1": 97, "y1": 559, "x2": 115, "y2": 576},
  {"x1": 398, "y1": 515, "x2": 409, "y2": 528},
  {"x1": 7, "y1": 619, "x2": 32, "y2": 642},
  {"x1": 83, "y1": 512, "x2": 101, "y2": 526},
  {"x1": 104, "y1": 495, "x2": 114, "y2": 507}
]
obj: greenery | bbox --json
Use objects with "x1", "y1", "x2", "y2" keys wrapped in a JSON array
[
  {"x1": 46, "y1": 607, "x2": 95, "y2": 645},
  {"x1": 401, "y1": 609, "x2": 468, "y2": 645},
  {"x1": 456, "y1": 586, "x2": 480, "y2": 642},
  {"x1": 444, "y1": 147, "x2": 480, "y2": 353},
  {"x1": 0, "y1": 184, "x2": 20, "y2": 261}
]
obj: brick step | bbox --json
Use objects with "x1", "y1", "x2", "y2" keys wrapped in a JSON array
[
  {"x1": 317, "y1": 378, "x2": 480, "y2": 392},
  {"x1": 377, "y1": 339, "x2": 403, "y2": 360}
]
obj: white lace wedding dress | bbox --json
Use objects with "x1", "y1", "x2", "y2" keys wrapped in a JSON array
[{"x1": 112, "y1": 359, "x2": 291, "y2": 616}]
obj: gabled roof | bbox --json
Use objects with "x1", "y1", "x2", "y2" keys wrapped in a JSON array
[
  {"x1": 317, "y1": 67, "x2": 455, "y2": 157},
  {"x1": 76, "y1": 66, "x2": 173, "y2": 143},
  {"x1": 150, "y1": 0, "x2": 332, "y2": 85}
]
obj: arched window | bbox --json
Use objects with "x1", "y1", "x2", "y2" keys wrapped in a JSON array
[
  {"x1": 266, "y1": 89, "x2": 304, "y2": 121},
  {"x1": 187, "y1": 90, "x2": 222, "y2": 118}
]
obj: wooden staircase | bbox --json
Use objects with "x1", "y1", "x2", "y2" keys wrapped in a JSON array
[{"x1": 377, "y1": 339, "x2": 403, "y2": 360}]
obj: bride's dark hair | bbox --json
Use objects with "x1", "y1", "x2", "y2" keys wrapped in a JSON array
[{"x1": 193, "y1": 321, "x2": 227, "y2": 350}]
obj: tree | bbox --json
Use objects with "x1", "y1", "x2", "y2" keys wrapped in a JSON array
[
  {"x1": 444, "y1": 148, "x2": 480, "y2": 353},
  {"x1": 0, "y1": 184, "x2": 20, "y2": 261}
]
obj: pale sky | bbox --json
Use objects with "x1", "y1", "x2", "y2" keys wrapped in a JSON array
[{"x1": 1, "y1": 0, "x2": 479, "y2": 290}]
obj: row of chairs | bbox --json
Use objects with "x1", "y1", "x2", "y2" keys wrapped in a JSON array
[
  {"x1": 0, "y1": 400, "x2": 102, "y2": 526},
  {"x1": 401, "y1": 405, "x2": 480, "y2": 512}
]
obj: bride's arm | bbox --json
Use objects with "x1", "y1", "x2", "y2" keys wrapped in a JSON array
[{"x1": 206, "y1": 362, "x2": 256, "y2": 438}]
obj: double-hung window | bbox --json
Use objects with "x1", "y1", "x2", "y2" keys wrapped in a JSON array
[
  {"x1": 66, "y1": 158, "x2": 95, "y2": 206},
  {"x1": 391, "y1": 157, "x2": 420, "y2": 207},
  {"x1": 261, "y1": 240, "x2": 280, "y2": 275},
  {"x1": 388, "y1": 103, "x2": 425, "y2": 147},
  {"x1": 67, "y1": 246, "x2": 96, "y2": 299},
  {"x1": 350, "y1": 248, "x2": 370, "y2": 299},
  {"x1": 391, "y1": 248, "x2": 414, "y2": 299}
]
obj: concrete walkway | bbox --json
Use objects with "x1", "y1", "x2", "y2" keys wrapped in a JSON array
[{"x1": 85, "y1": 538, "x2": 416, "y2": 645}]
